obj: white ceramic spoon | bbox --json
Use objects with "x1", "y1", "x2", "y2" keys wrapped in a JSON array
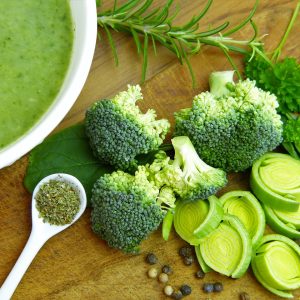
[{"x1": 0, "y1": 173, "x2": 87, "y2": 300}]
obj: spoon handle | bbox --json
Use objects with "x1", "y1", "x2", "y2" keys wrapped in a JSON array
[{"x1": 0, "y1": 230, "x2": 45, "y2": 300}]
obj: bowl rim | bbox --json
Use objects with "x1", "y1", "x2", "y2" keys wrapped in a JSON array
[{"x1": 0, "y1": 0, "x2": 97, "y2": 169}]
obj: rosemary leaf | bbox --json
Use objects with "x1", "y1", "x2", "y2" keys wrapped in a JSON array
[{"x1": 97, "y1": 0, "x2": 261, "y2": 84}]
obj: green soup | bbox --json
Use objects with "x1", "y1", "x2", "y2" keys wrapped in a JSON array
[{"x1": 0, "y1": 0, "x2": 73, "y2": 149}]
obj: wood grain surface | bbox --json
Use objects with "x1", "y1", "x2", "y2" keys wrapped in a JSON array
[{"x1": 0, "y1": 0, "x2": 300, "y2": 299}]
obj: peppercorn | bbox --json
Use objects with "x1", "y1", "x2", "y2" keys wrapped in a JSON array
[
  {"x1": 146, "y1": 253, "x2": 158, "y2": 265},
  {"x1": 240, "y1": 292, "x2": 250, "y2": 300},
  {"x1": 180, "y1": 284, "x2": 192, "y2": 296},
  {"x1": 183, "y1": 256, "x2": 194, "y2": 266},
  {"x1": 213, "y1": 282, "x2": 223, "y2": 292},
  {"x1": 179, "y1": 246, "x2": 193, "y2": 257},
  {"x1": 172, "y1": 290, "x2": 183, "y2": 300},
  {"x1": 203, "y1": 283, "x2": 214, "y2": 293},
  {"x1": 148, "y1": 267, "x2": 158, "y2": 278},
  {"x1": 158, "y1": 273, "x2": 169, "y2": 283},
  {"x1": 164, "y1": 285, "x2": 174, "y2": 296},
  {"x1": 162, "y1": 265, "x2": 172, "y2": 275},
  {"x1": 195, "y1": 269, "x2": 205, "y2": 279}
]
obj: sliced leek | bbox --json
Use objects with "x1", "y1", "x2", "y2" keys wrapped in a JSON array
[
  {"x1": 250, "y1": 153, "x2": 300, "y2": 212},
  {"x1": 199, "y1": 214, "x2": 252, "y2": 278},
  {"x1": 162, "y1": 210, "x2": 174, "y2": 241},
  {"x1": 263, "y1": 203, "x2": 300, "y2": 239},
  {"x1": 174, "y1": 196, "x2": 223, "y2": 245},
  {"x1": 195, "y1": 245, "x2": 212, "y2": 273},
  {"x1": 219, "y1": 190, "x2": 265, "y2": 248},
  {"x1": 252, "y1": 234, "x2": 300, "y2": 299}
]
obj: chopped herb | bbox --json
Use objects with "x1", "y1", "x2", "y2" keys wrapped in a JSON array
[{"x1": 35, "y1": 179, "x2": 80, "y2": 225}]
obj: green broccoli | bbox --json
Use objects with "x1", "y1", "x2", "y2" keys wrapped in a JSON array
[
  {"x1": 150, "y1": 137, "x2": 227, "y2": 201},
  {"x1": 91, "y1": 165, "x2": 175, "y2": 253},
  {"x1": 85, "y1": 85, "x2": 170, "y2": 170},
  {"x1": 174, "y1": 71, "x2": 283, "y2": 172}
]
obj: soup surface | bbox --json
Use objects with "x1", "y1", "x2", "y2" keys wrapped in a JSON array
[{"x1": 0, "y1": 0, "x2": 73, "y2": 149}]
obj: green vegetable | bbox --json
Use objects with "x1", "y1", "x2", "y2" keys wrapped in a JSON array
[
  {"x1": 219, "y1": 190, "x2": 265, "y2": 248},
  {"x1": 85, "y1": 84, "x2": 170, "y2": 171},
  {"x1": 195, "y1": 245, "x2": 212, "y2": 273},
  {"x1": 263, "y1": 203, "x2": 300, "y2": 239},
  {"x1": 97, "y1": 0, "x2": 261, "y2": 84},
  {"x1": 90, "y1": 163, "x2": 175, "y2": 253},
  {"x1": 252, "y1": 234, "x2": 300, "y2": 299},
  {"x1": 174, "y1": 196, "x2": 223, "y2": 245},
  {"x1": 244, "y1": 2, "x2": 300, "y2": 159},
  {"x1": 24, "y1": 124, "x2": 112, "y2": 202},
  {"x1": 174, "y1": 71, "x2": 283, "y2": 172},
  {"x1": 282, "y1": 114, "x2": 300, "y2": 160},
  {"x1": 245, "y1": 56, "x2": 300, "y2": 114},
  {"x1": 199, "y1": 214, "x2": 252, "y2": 278},
  {"x1": 162, "y1": 210, "x2": 174, "y2": 241},
  {"x1": 153, "y1": 136, "x2": 227, "y2": 201},
  {"x1": 250, "y1": 153, "x2": 300, "y2": 212}
]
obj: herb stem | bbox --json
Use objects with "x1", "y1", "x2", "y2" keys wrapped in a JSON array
[
  {"x1": 97, "y1": 0, "x2": 261, "y2": 84},
  {"x1": 272, "y1": 1, "x2": 300, "y2": 62}
]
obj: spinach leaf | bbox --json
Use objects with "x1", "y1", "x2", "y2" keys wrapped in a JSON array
[{"x1": 24, "y1": 123, "x2": 113, "y2": 204}]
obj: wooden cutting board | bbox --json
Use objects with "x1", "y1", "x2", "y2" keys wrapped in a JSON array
[{"x1": 0, "y1": 1, "x2": 299, "y2": 299}]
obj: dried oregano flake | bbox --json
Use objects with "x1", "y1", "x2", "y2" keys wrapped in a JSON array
[{"x1": 35, "y1": 179, "x2": 80, "y2": 225}]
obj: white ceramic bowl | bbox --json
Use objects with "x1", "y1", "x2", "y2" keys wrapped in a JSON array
[{"x1": 0, "y1": 0, "x2": 97, "y2": 169}]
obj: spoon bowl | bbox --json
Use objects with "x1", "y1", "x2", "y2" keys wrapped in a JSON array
[
  {"x1": 0, "y1": 173, "x2": 87, "y2": 300},
  {"x1": 31, "y1": 173, "x2": 87, "y2": 239}
]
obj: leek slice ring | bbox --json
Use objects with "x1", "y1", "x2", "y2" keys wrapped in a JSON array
[
  {"x1": 250, "y1": 153, "x2": 300, "y2": 212},
  {"x1": 195, "y1": 245, "x2": 212, "y2": 273},
  {"x1": 263, "y1": 203, "x2": 300, "y2": 239},
  {"x1": 199, "y1": 214, "x2": 252, "y2": 278},
  {"x1": 252, "y1": 234, "x2": 300, "y2": 299},
  {"x1": 174, "y1": 196, "x2": 223, "y2": 245},
  {"x1": 219, "y1": 190, "x2": 265, "y2": 248}
]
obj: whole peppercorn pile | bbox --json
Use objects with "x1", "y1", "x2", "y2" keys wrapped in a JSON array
[
  {"x1": 143, "y1": 249, "x2": 251, "y2": 298},
  {"x1": 145, "y1": 252, "x2": 193, "y2": 298}
]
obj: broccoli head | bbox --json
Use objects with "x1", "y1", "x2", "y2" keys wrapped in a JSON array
[
  {"x1": 149, "y1": 137, "x2": 227, "y2": 201},
  {"x1": 85, "y1": 85, "x2": 170, "y2": 170},
  {"x1": 91, "y1": 165, "x2": 175, "y2": 253},
  {"x1": 174, "y1": 71, "x2": 283, "y2": 172}
]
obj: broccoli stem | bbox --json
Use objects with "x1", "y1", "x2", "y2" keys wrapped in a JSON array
[
  {"x1": 172, "y1": 136, "x2": 212, "y2": 174},
  {"x1": 209, "y1": 71, "x2": 235, "y2": 98}
]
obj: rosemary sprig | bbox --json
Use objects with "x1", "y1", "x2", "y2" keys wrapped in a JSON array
[{"x1": 97, "y1": 0, "x2": 261, "y2": 85}]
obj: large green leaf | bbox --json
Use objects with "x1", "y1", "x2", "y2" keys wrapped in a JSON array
[{"x1": 24, "y1": 123, "x2": 113, "y2": 204}]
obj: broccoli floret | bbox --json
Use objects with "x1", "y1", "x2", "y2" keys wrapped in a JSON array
[
  {"x1": 150, "y1": 137, "x2": 227, "y2": 201},
  {"x1": 91, "y1": 165, "x2": 175, "y2": 253},
  {"x1": 174, "y1": 71, "x2": 283, "y2": 172},
  {"x1": 85, "y1": 85, "x2": 170, "y2": 170}
]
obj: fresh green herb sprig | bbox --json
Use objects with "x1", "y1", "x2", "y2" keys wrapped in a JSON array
[
  {"x1": 245, "y1": 1, "x2": 300, "y2": 159},
  {"x1": 97, "y1": 0, "x2": 261, "y2": 85}
]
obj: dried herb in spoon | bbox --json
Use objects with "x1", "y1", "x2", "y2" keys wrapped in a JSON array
[{"x1": 35, "y1": 180, "x2": 80, "y2": 225}]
